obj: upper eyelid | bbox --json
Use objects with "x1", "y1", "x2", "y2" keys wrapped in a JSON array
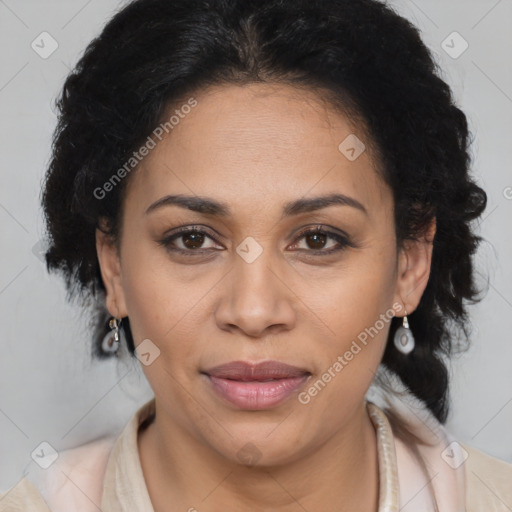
[{"x1": 164, "y1": 225, "x2": 350, "y2": 247}]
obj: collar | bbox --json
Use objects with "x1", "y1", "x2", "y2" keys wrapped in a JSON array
[{"x1": 100, "y1": 397, "x2": 465, "y2": 512}]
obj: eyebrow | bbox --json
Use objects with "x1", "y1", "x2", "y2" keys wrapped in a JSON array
[{"x1": 144, "y1": 193, "x2": 368, "y2": 218}]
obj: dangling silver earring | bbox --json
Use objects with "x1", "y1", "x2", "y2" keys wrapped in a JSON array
[
  {"x1": 394, "y1": 309, "x2": 415, "y2": 354},
  {"x1": 102, "y1": 317, "x2": 121, "y2": 354}
]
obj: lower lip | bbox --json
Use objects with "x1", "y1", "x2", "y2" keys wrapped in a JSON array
[{"x1": 204, "y1": 373, "x2": 310, "y2": 410}]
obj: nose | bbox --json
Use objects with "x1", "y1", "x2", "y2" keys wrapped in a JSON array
[{"x1": 213, "y1": 246, "x2": 297, "y2": 338}]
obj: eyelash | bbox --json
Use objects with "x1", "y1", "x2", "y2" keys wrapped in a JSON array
[{"x1": 158, "y1": 224, "x2": 356, "y2": 257}]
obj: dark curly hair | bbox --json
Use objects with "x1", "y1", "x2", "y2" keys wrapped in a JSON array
[{"x1": 41, "y1": 0, "x2": 487, "y2": 424}]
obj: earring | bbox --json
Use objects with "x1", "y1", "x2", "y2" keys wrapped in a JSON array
[
  {"x1": 102, "y1": 317, "x2": 121, "y2": 354},
  {"x1": 393, "y1": 309, "x2": 415, "y2": 354}
]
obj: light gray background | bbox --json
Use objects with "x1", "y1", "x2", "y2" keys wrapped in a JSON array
[{"x1": 1, "y1": 0, "x2": 511, "y2": 491}]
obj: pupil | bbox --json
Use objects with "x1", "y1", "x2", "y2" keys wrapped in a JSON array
[
  {"x1": 307, "y1": 233, "x2": 326, "y2": 249},
  {"x1": 181, "y1": 232, "x2": 328, "y2": 250},
  {"x1": 184, "y1": 232, "x2": 204, "y2": 249}
]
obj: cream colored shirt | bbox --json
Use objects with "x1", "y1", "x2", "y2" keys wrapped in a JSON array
[{"x1": 1, "y1": 396, "x2": 511, "y2": 511}]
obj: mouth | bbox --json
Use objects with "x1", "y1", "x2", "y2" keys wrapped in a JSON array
[{"x1": 201, "y1": 360, "x2": 311, "y2": 410}]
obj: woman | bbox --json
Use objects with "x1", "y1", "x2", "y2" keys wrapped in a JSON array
[{"x1": 1, "y1": 0, "x2": 511, "y2": 510}]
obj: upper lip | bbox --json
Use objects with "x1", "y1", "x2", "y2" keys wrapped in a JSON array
[{"x1": 203, "y1": 360, "x2": 310, "y2": 381}]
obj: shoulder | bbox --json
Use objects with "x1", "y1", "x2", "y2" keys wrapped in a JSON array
[
  {"x1": 37, "y1": 435, "x2": 116, "y2": 511},
  {"x1": 460, "y1": 442, "x2": 512, "y2": 512},
  {"x1": 366, "y1": 378, "x2": 512, "y2": 510},
  {"x1": 0, "y1": 435, "x2": 116, "y2": 512},
  {"x1": 0, "y1": 477, "x2": 50, "y2": 511}
]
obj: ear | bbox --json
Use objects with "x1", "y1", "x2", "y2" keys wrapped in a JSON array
[
  {"x1": 95, "y1": 219, "x2": 128, "y2": 319},
  {"x1": 393, "y1": 217, "x2": 436, "y2": 316}
]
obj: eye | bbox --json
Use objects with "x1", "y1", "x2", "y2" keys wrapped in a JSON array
[
  {"x1": 158, "y1": 224, "x2": 355, "y2": 257},
  {"x1": 288, "y1": 225, "x2": 355, "y2": 255},
  {"x1": 158, "y1": 226, "x2": 223, "y2": 254}
]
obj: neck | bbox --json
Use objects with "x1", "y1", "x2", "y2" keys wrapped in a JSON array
[{"x1": 138, "y1": 400, "x2": 379, "y2": 512}]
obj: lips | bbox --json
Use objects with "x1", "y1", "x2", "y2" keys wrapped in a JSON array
[
  {"x1": 202, "y1": 360, "x2": 311, "y2": 410},
  {"x1": 203, "y1": 360, "x2": 310, "y2": 380}
]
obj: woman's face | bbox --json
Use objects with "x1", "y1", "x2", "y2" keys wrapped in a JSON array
[{"x1": 97, "y1": 82, "x2": 433, "y2": 466}]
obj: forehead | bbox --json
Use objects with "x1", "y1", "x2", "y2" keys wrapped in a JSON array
[{"x1": 124, "y1": 83, "x2": 391, "y2": 221}]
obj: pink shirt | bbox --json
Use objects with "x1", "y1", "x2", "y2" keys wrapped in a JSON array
[{"x1": 1, "y1": 395, "x2": 511, "y2": 511}]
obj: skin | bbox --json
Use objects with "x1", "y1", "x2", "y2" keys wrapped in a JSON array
[{"x1": 96, "y1": 82, "x2": 435, "y2": 512}]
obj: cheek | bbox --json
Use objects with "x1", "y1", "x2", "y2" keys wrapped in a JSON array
[
  {"x1": 326, "y1": 245, "x2": 396, "y2": 328},
  {"x1": 117, "y1": 234, "x2": 178, "y2": 344},
  {"x1": 118, "y1": 237, "x2": 212, "y2": 372},
  {"x1": 313, "y1": 240, "x2": 397, "y2": 380},
  {"x1": 299, "y1": 280, "x2": 394, "y2": 431}
]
